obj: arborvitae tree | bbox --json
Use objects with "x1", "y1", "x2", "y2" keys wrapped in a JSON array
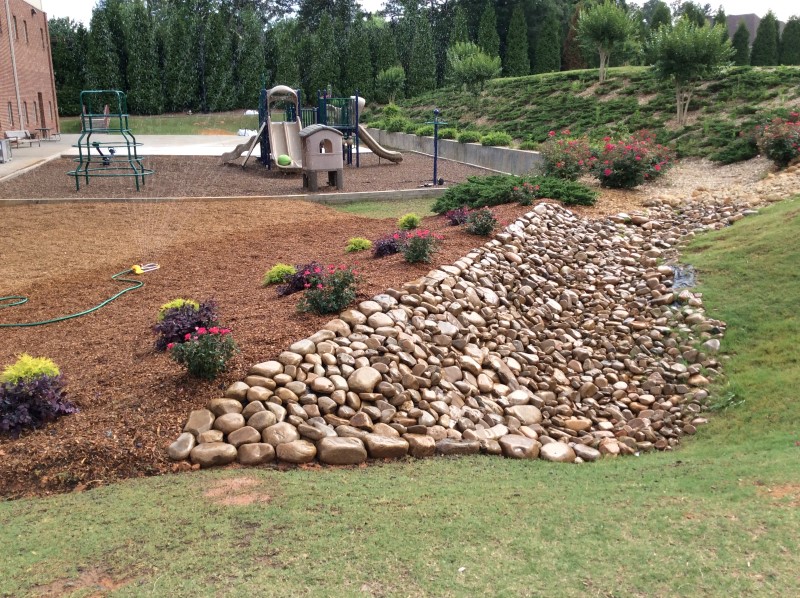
[
  {"x1": 713, "y1": 7, "x2": 728, "y2": 40},
  {"x1": 677, "y1": 2, "x2": 709, "y2": 27},
  {"x1": 124, "y1": 0, "x2": 163, "y2": 114},
  {"x1": 234, "y1": 8, "x2": 266, "y2": 108},
  {"x1": 533, "y1": 9, "x2": 561, "y2": 74},
  {"x1": 368, "y1": 18, "x2": 398, "y2": 77},
  {"x1": 49, "y1": 18, "x2": 88, "y2": 115},
  {"x1": 562, "y1": 4, "x2": 588, "y2": 72},
  {"x1": 406, "y1": 11, "x2": 437, "y2": 97},
  {"x1": 649, "y1": 2, "x2": 672, "y2": 31},
  {"x1": 731, "y1": 20, "x2": 750, "y2": 65},
  {"x1": 304, "y1": 13, "x2": 340, "y2": 100},
  {"x1": 86, "y1": 5, "x2": 122, "y2": 91},
  {"x1": 750, "y1": 11, "x2": 780, "y2": 66},
  {"x1": 162, "y1": 2, "x2": 199, "y2": 111},
  {"x1": 203, "y1": 6, "x2": 236, "y2": 112},
  {"x1": 503, "y1": 4, "x2": 529, "y2": 76},
  {"x1": 477, "y1": 1, "x2": 500, "y2": 57},
  {"x1": 342, "y1": 17, "x2": 374, "y2": 97},
  {"x1": 781, "y1": 17, "x2": 800, "y2": 65},
  {"x1": 451, "y1": 5, "x2": 470, "y2": 45},
  {"x1": 271, "y1": 19, "x2": 301, "y2": 89}
]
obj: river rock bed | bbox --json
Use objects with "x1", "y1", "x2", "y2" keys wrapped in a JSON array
[{"x1": 169, "y1": 198, "x2": 749, "y2": 468}]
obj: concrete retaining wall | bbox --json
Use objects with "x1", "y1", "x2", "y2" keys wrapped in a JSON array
[{"x1": 365, "y1": 128, "x2": 542, "y2": 175}]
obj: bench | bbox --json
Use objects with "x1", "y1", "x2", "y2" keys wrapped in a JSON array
[{"x1": 4, "y1": 129, "x2": 40, "y2": 148}]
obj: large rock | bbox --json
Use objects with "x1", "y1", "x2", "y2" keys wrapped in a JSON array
[
  {"x1": 347, "y1": 367, "x2": 382, "y2": 393},
  {"x1": 249, "y1": 360, "x2": 283, "y2": 378},
  {"x1": 572, "y1": 444, "x2": 601, "y2": 462},
  {"x1": 228, "y1": 426, "x2": 261, "y2": 447},
  {"x1": 184, "y1": 409, "x2": 215, "y2": 436},
  {"x1": 436, "y1": 439, "x2": 481, "y2": 456},
  {"x1": 168, "y1": 432, "x2": 195, "y2": 460},
  {"x1": 506, "y1": 405, "x2": 542, "y2": 426},
  {"x1": 207, "y1": 398, "x2": 243, "y2": 416},
  {"x1": 363, "y1": 434, "x2": 409, "y2": 459},
  {"x1": 317, "y1": 437, "x2": 368, "y2": 465},
  {"x1": 213, "y1": 413, "x2": 245, "y2": 435},
  {"x1": 263, "y1": 422, "x2": 301, "y2": 446},
  {"x1": 238, "y1": 443, "x2": 275, "y2": 465},
  {"x1": 540, "y1": 442, "x2": 576, "y2": 463},
  {"x1": 190, "y1": 442, "x2": 237, "y2": 467},
  {"x1": 403, "y1": 434, "x2": 436, "y2": 458},
  {"x1": 276, "y1": 439, "x2": 317, "y2": 464},
  {"x1": 499, "y1": 435, "x2": 540, "y2": 459}
]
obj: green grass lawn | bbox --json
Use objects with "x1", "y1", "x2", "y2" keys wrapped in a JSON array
[
  {"x1": 1, "y1": 198, "x2": 799, "y2": 597},
  {"x1": 59, "y1": 111, "x2": 260, "y2": 135},
  {"x1": 333, "y1": 197, "x2": 437, "y2": 220}
]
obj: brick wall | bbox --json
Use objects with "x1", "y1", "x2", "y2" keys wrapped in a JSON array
[{"x1": 0, "y1": 0, "x2": 60, "y2": 135}]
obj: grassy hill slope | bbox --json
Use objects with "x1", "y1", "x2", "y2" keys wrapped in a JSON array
[{"x1": 379, "y1": 66, "x2": 800, "y2": 159}]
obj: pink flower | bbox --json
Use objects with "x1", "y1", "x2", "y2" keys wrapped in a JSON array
[
  {"x1": 167, "y1": 342, "x2": 175, "y2": 350},
  {"x1": 654, "y1": 164, "x2": 661, "y2": 172},
  {"x1": 196, "y1": 327, "x2": 207, "y2": 335},
  {"x1": 603, "y1": 168, "x2": 612, "y2": 176},
  {"x1": 304, "y1": 283, "x2": 311, "y2": 288},
  {"x1": 392, "y1": 233, "x2": 400, "y2": 240},
  {"x1": 184, "y1": 333, "x2": 192, "y2": 340},
  {"x1": 317, "y1": 283, "x2": 323, "y2": 289},
  {"x1": 513, "y1": 186, "x2": 520, "y2": 191},
  {"x1": 548, "y1": 130, "x2": 556, "y2": 137},
  {"x1": 603, "y1": 136, "x2": 611, "y2": 142},
  {"x1": 303, "y1": 270, "x2": 310, "y2": 276},
  {"x1": 605, "y1": 143, "x2": 614, "y2": 151},
  {"x1": 635, "y1": 155, "x2": 641, "y2": 161},
  {"x1": 313, "y1": 266, "x2": 321, "y2": 274},
  {"x1": 220, "y1": 328, "x2": 231, "y2": 335},
  {"x1": 209, "y1": 326, "x2": 220, "y2": 334}
]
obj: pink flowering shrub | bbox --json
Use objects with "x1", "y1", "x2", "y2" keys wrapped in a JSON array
[
  {"x1": 538, "y1": 129, "x2": 593, "y2": 180},
  {"x1": 511, "y1": 181, "x2": 541, "y2": 205},
  {"x1": 297, "y1": 264, "x2": 361, "y2": 314},
  {"x1": 755, "y1": 112, "x2": 800, "y2": 167},
  {"x1": 168, "y1": 326, "x2": 237, "y2": 380},
  {"x1": 402, "y1": 229, "x2": 442, "y2": 263},
  {"x1": 590, "y1": 130, "x2": 673, "y2": 189}
]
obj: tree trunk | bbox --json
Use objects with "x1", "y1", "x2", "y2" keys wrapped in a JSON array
[{"x1": 599, "y1": 50, "x2": 608, "y2": 83}]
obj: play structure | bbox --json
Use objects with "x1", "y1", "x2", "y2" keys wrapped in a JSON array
[
  {"x1": 299, "y1": 124, "x2": 344, "y2": 191},
  {"x1": 221, "y1": 86, "x2": 402, "y2": 174},
  {"x1": 67, "y1": 90, "x2": 153, "y2": 191}
]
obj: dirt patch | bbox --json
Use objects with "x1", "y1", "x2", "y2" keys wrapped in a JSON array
[
  {"x1": 758, "y1": 483, "x2": 800, "y2": 507},
  {"x1": 203, "y1": 476, "x2": 272, "y2": 506},
  {"x1": 33, "y1": 567, "x2": 132, "y2": 597}
]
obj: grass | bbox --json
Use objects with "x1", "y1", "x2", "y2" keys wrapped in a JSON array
[
  {"x1": 59, "y1": 111, "x2": 260, "y2": 135},
  {"x1": 333, "y1": 197, "x2": 437, "y2": 219},
  {"x1": 1, "y1": 198, "x2": 800, "y2": 596}
]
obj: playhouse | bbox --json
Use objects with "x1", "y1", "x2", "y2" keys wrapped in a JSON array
[{"x1": 299, "y1": 124, "x2": 344, "y2": 191}]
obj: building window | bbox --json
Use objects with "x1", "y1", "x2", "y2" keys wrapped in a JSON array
[
  {"x1": 33, "y1": 102, "x2": 39, "y2": 124},
  {"x1": 23, "y1": 101, "x2": 28, "y2": 125},
  {"x1": 41, "y1": 28, "x2": 45, "y2": 49},
  {"x1": 49, "y1": 101, "x2": 53, "y2": 121},
  {"x1": 13, "y1": 16, "x2": 17, "y2": 40},
  {"x1": 24, "y1": 20, "x2": 28, "y2": 44},
  {"x1": 8, "y1": 103, "x2": 14, "y2": 127}
]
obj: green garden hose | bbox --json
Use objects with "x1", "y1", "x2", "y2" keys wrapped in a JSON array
[{"x1": 0, "y1": 267, "x2": 150, "y2": 328}]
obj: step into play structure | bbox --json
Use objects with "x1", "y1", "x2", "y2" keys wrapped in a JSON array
[
  {"x1": 221, "y1": 86, "x2": 402, "y2": 176},
  {"x1": 67, "y1": 90, "x2": 153, "y2": 191}
]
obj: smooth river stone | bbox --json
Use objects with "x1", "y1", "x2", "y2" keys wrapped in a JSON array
[
  {"x1": 317, "y1": 437, "x2": 368, "y2": 465},
  {"x1": 227, "y1": 426, "x2": 261, "y2": 447},
  {"x1": 539, "y1": 442, "x2": 576, "y2": 463},
  {"x1": 498, "y1": 435, "x2": 540, "y2": 459},
  {"x1": 213, "y1": 413, "x2": 245, "y2": 435},
  {"x1": 347, "y1": 366, "x2": 382, "y2": 393},
  {"x1": 506, "y1": 405, "x2": 542, "y2": 426},
  {"x1": 190, "y1": 442, "x2": 237, "y2": 467},
  {"x1": 435, "y1": 439, "x2": 481, "y2": 456},
  {"x1": 363, "y1": 434, "x2": 409, "y2": 458},
  {"x1": 168, "y1": 432, "x2": 195, "y2": 460},
  {"x1": 276, "y1": 439, "x2": 317, "y2": 464},
  {"x1": 184, "y1": 409, "x2": 214, "y2": 436},
  {"x1": 238, "y1": 443, "x2": 275, "y2": 465},
  {"x1": 249, "y1": 360, "x2": 283, "y2": 378},
  {"x1": 262, "y1": 422, "x2": 301, "y2": 446}
]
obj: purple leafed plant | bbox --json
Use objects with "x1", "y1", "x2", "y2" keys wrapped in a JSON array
[
  {"x1": 153, "y1": 300, "x2": 219, "y2": 351},
  {"x1": 0, "y1": 374, "x2": 77, "y2": 436}
]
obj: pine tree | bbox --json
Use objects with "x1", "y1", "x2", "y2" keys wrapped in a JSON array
[
  {"x1": 731, "y1": 20, "x2": 750, "y2": 66},
  {"x1": 533, "y1": 8, "x2": 560, "y2": 74},
  {"x1": 342, "y1": 17, "x2": 373, "y2": 97},
  {"x1": 750, "y1": 11, "x2": 780, "y2": 66},
  {"x1": 780, "y1": 17, "x2": 800, "y2": 65},
  {"x1": 713, "y1": 7, "x2": 728, "y2": 40},
  {"x1": 406, "y1": 11, "x2": 436, "y2": 97},
  {"x1": 86, "y1": 4, "x2": 121, "y2": 91},
  {"x1": 124, "y1": 0, "x2": 163, "y2": 114},
  {"x1": 48, "y1": 18, "x2": 88, "y2": 115},
  {"x1": 271, "y1": 20, "x2": 301, "y2": 89},
  {"x1": 162, "y1": 2, "x2": 199, "y2": 111},
  {"x1": 234, "y1": 8, "x2": 266, "y2": 108},
  {"x1": 477, "y1": 2, "x2": 500, "y2": 57},
  {"x1": 503, "y1": 4, "x2": 529, "y2": 76},
  {"x1": 305, "y1": 13, "x2": 339, "y2": 100},
  {"x1": 368, "y1": 19, "x2": 398, "y2": 77},
  {"x1": 452, "y1": 5, "x2": 469, "y2": 45},
  {"x1": 203, "y1": 6, "x2": 235, "y2": 112}
]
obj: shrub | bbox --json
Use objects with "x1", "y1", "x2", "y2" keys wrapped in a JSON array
[
  {"x1": 403, "y1": 122, "x2": 419, "y2": 135},
  {"x1": 511, "y1": 181, "x2": 540, "y2": 205},
  {"x1": 481, "y1": 132, "x2": 513, "y2": 147},
  {"x1": 297, "y1": 264, "x2": 360, "y2": 314},
  {"x1": 385, "y1": 115, "x2": 411, "y2": 133},
  {"x1": 383, "y1": 103, "x2": 403, "y2": 119},
  {"x1": 168, "y1": 327, "x2": 237, "y2": 380},
  {"x1": 1, "y1": 353, "x2": 60, "y2": 383},
  {"x1": 415, "y1": 125, "x2": 435, "y2": 137},
  {"x1": 376, "y1": 67, "x2": 405, "y2": 104},
  {"x1": 0, "y1": 355, "x2": 76, "y2": 435},
  {"x1": 153, "y1": 300, "x2": 219, "y2": 351},
  {"x1": 439, "y1": 127, "x2": 457, "y2": 140},
  {"x1": 755, "y1": 113, "x2": 800, "y2": 167},
  {"x1": 262, "y1": 263, "x2": 297, "y2": 286},
  {"x1": 433, "y1": 174, "x2": 522, "y2": 213},
  {"x1": 157, "y1": 298, "x2": 199, "y2": 321},
  {"x1": 398, "y1": 212, "x2": 421, "y2": 230},
  {"x1": 709, "y1": 135, "x2": 759, "y2": 164},
  {"x1": 345, "y1": 237, "x2": 373, "y2": 253},
  {"x1": 457, "y1": 130, "x2": 482, "y2": 143},
  {"x1": 276, "y1": 261, "x2": 324, "y2": 296},
  {"x1": 519, "y1": 140, "x2": 539, "y2": 150},
  {"x1": 465, "y1": 208, "x2": 498, "y2": 236},
  {"x1": 539, "y1": 129, "x2": 593, "y2": 180},
  {"x1": 590, "y1": 130, "x2": 674, "y2": 189},
  {"x1": 525, "y1": 176, "x2": 598, "y2": 206},
  {"x1": 373, "y1": 232, "x2": 406, "y2": 258},
  {"x1": 445, "y1": 206, "x2": 470, "y2": 225},
  {"x1": 402, "y1": 229, "x2": 442, "y2": 263}
]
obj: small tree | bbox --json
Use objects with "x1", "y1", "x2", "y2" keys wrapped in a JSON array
[
  {"x1": 451, "y1": 5, "x2": 469, "y2": 45},
  {"x1": 750, "y1": 10, "x2": 780, "y2": 66},
  {"x1": 376, "y1": 66, "x2": 405, "y2": 103},
  {"x1": 477, "y1": 1, "x2": 500, "y2": 58},
  {"x1": 577, "y1": 1, "x2": 634, "y2": 83},
  {"x1": 781, "y1": 17, "x2": 800, "y2": 65},
  {"x1": 504, "y1": 4, "x2": 529, "y2": 76},
  {"x1": 533, "y1": 9, "x2": 561, "y2": 74},
  {"x1": 649, "y1": 2, "x2": 672, "y2": 31},
  {"x1": 731, "y1": 20, "x2": 750, "y2": 65},
  {"x1": 651, "y1": 18, "x2": 734, "y2": 126},
  {"x1": 447, "y1": 41, "x2": 501, "y2": 94},
  {"x1": 713, "y1": 6, "x2": 728, "y2": 40}
]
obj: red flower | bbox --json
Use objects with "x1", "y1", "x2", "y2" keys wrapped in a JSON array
[
  {"x1": 209, "y1": 326, "x2": 220, "y2": 334},
  {"x1": 167, "y1": 342, "x2": 175, "y2": 350},
  {"x1": 548, "y1": 130, "x2": 556, "y2": 136},
  {"x1": 313, "y1": 266, "x2": 321, "y2": 274},
  {"x1": 304, "y1": 283, "x2": 311, "y2": 288},
  {"x1": 184, "y1": 333, "x2": 192, "y2": 340},
  {"x1": 317, "y1": 283, "x2": 323, "y2": 289},
  {"x1": 603, "y1": 168, "x2": 612, "y2": 176},
  {"x1": 603, "y1": 136, "x2": 611, "y2": 142},
  {"x1": 196, "y1": 327, "x2": 207, "y2": 335},
  {"x1": 635, "y1": 155, "x2": 641, "y2": 161},
  {"x1": 654, "y1": 164, "x2": 661, "y2": 172}
]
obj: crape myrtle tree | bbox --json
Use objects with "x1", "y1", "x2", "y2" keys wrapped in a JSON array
[
  {"x1": 577, "y1": 0, "x2": 635, "y2": 83},
  {"x1": 731, "y1": 20, "x2": 750, "y2": 66},
  {"x1": 650, "y1": 17, "x2": 733, "y2": 126},
  {"x1": 781, "y1": 17, "x2": 800, "y2": 65},
  {"x1": 750, "y1": 10, "x2": 780, "y2": 66},
  {"x1": 447, "y1": 41, "x2": 501, "y2": 93}
]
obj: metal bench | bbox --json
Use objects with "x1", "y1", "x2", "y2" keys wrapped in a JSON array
[{"x1": 4, "y1": 129, "x2": 41, "y2": 148}]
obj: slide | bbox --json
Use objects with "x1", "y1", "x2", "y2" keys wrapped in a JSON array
[
  {"x1": 358, "y1": 125, "x2": 403, "y2": 164},
  {"x1": 269, "y1": 120, "x2": 303, "y2": 171}
]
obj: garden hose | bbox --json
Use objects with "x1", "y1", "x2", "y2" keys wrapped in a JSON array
[{"x1": 0, "y1": 264, "x2": 159, "y2": 328}]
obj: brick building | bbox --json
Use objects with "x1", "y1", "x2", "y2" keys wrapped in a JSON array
[{"x1": 0, "y1": 0, "x2": 59, "y2": 136}]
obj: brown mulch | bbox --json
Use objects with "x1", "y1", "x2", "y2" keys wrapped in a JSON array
[
  {"x1": 1, "y1": 156, "x2": 752, "y2": 499},
  {"x1": 0, "y1": 153, "x2": 489, "y2": 199}
]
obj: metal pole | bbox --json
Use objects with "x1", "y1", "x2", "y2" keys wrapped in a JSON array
[{"x1": 433, "y1": 108, "x2": 440, "y2": 186}]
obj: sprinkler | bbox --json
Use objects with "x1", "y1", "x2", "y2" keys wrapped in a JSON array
[{"x1": 91, "y1": 141, "x2": 116, "y2": 166}]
